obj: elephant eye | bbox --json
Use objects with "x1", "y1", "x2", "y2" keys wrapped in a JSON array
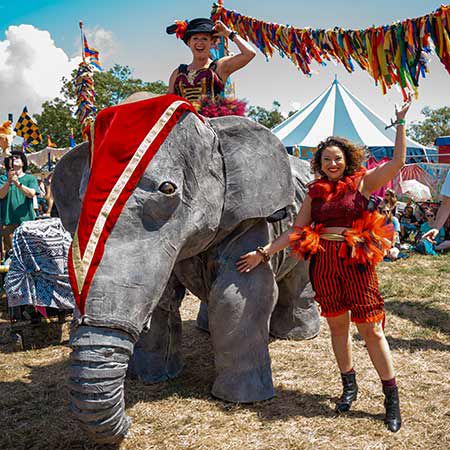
[{"x1": 158, "y1": 182, "x2": 177, "y2": 195}]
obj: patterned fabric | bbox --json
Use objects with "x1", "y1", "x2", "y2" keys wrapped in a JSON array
[
  {"x1": 310, "y1": 239, "x2": 384, "y2": 323},
  {"x1": 5, "y1": 218, "x2": 74, "y2": 310},
  {"x1": 13, "y1": 107, "x2": 42, "y2": 145}
]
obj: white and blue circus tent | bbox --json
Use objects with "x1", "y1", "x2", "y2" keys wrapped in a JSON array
[{"x1": 273, "y1": 78, "x2": 434, "y2": 162}]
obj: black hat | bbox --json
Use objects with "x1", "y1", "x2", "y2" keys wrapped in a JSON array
[{"x1": 166, "y1": 18, "x2": 216, "y2": 44}]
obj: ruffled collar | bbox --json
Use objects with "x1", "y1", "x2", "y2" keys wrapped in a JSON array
[{"x1": 308, "y1": 168, "x2": 366, "y2": 202}]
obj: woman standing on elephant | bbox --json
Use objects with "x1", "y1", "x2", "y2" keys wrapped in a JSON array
[
  {"x1": 166, "y1": 18, "x2": 255, "y2": 114},
  {"x1": 238, "y1": 98, "x2": 412, "y2": 432}
]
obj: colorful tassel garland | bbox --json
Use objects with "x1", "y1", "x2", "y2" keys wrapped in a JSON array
[{"x1": 211, "y1": 3, "x2": 450, "y2": 96}]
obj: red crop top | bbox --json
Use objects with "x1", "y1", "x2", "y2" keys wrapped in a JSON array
[{"x1": 309, "y1": 170, "x2": 369, "y2": 228}]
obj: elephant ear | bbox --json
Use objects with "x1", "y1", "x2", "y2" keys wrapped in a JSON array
[
  {"x1": 52, "y1": 142, "x2": 90, "y2": 234},
  {"x1": 209, "y1": 116, "x2": 295, "y2": 231}
]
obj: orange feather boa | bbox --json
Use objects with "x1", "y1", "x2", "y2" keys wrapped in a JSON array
[
  {"x1": 289, "y1": 213, "x2": 394, "y2": 266},
  {"x1": 308, "y1": 168, "x2": 366, "y2": 202}
]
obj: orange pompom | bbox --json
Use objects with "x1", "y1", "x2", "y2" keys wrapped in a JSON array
[
  {"x1": 341, "y1": 211, "x2": 394, "y2": 266},
  {"x1": 289, "y1": 224, "x2": 325, "y2": 259}
]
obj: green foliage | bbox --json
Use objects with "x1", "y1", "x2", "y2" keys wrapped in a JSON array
[
  {"x1": 35, "y1": 64, "x2": 168, "y2": 149},
  {"x1": 61, "y1": 64, "x2": 167, "y2": 111},
  {"x1": 34, "y1": 98, "x2": 81, "y2": 149},
  {"x1": 247, "y1": 101, "x2": 297, "y2": 129},
  {"x1": 408, "y1": 106, "x2": 450, "y2": 147}
]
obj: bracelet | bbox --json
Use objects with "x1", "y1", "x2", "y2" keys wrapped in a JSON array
[
  {"x1": 385, "y1": 118, "x2": 406, "y2": 130},
  {"x1": 228, "y1": 31, "x2": 237, "y2": 41},
  {"x1": 256, "y1": 246, "x2": 270, "y2": 263}
]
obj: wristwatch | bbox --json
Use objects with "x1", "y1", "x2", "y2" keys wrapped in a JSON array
[{"x1": 228, "y1": 31, "x2": 237, "y2": 41}]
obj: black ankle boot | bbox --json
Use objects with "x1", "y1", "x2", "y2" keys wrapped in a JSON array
[
  {"x1": 336, "y1": 371, "x2": 358, "y2": 413},
  {"x1": 383, "y1": 385, "x2": 402, "y2": 432}
]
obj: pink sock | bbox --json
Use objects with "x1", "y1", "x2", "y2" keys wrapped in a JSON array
[{"x1": 381, "y1": 377, "x2": 397, "y2": 388}]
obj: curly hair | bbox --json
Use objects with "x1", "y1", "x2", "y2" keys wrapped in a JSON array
[{"x1": 311, "y1": 136, "x2": 366, "y2": 177}]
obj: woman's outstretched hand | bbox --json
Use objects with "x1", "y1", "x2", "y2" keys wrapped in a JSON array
[
  {"x1": 395, "y1": 93, "x2": 412, "y2": 120},
  {"x1": 236, "y1": 251, "x2": 264, "y2": 273}
]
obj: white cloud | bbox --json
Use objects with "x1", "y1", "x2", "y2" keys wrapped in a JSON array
[
  {"x1": 85, "y1": 27, "x2": 116, "y2": 61},
  {"x1": 0, "y1": 24, "x2": 81, "y2": 123}
]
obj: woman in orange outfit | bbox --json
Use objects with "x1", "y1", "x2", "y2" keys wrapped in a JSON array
[{"x1": 237, "y1": 98, "x2": 411, "y2": 433}]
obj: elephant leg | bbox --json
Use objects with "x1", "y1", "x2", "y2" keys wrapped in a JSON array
[
  {"x1": 208, "y1": 221, "x2": 277, "y2": 403},
  {"x1": 196, "y1": 302, "x2": 209, "y2": 332},
  {"x1": 270, "y1": 259, "x2": 320, "y2": 340},
  {"x1": 127, "y1": 273, "x2": 186, "y2": 383}
]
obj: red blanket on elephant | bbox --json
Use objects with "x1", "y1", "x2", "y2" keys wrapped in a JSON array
[{"x1": 68, "y1": 95, "x2": 198, "y2": 315}]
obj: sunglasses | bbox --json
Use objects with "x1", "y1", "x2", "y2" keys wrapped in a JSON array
[{"x1": 426, "y1": 214, "x2": 434, "y2": 218}]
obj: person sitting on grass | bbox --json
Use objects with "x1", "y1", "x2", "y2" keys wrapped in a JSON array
[
  {"x1": 383, "y1": 188, "x2": 398, "y2": 214},
  {"x1": 423, "y1": 171, "x2": 450, "y2": 247},
  {"x1": 399, "y1": 204, "x2": 418, "y2": 242},
  {"x1": 417, "y1": 208, "x2": 450, "y2": 254},
  {"x1": 379, "y1": 202, "x2": 401, "y2": 260}
]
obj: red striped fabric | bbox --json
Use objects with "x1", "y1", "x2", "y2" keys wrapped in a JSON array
[{"x1": 310, "y1": 239, "x2": 385, "y2": 323}]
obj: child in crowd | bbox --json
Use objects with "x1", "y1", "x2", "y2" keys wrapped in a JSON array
[{"x1": 399, "y1": 205, "x2": 418, "y2": 241}]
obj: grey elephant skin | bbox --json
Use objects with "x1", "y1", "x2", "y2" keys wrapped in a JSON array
[{"x1": 53, "y1": 111, "x2": 320, "y2": 444}]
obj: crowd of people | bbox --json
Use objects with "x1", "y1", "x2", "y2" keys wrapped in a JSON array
[{"x1": 373, "y1": 187, "x2": 450, "y2": 260}]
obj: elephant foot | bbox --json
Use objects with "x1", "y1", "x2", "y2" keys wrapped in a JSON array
[
  {"x1": 195, "y1": 302, "x2": 210, "y2": 333},
  {"x1": 211, "y1": 364, "x2": 275, "y2": 403},
  {"x1": 127, "y1": 347, "x2": 184, "y2": 384},
  {"x1": 270, "y1": 285, "x2": 320, "y2": 340}
]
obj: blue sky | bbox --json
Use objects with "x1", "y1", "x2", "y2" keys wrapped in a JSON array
[{"x1": 0, "y1": 0, "x2": 449, "y2": 123}]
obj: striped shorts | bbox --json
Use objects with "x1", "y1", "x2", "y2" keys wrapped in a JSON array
[{"x1": 309, "y1": 239, "x2": 384, "y2": 323}]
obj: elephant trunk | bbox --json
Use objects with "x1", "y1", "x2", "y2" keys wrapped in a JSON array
[{"x1": 68, "y1": 325, "x2": 135, "y2": 444}]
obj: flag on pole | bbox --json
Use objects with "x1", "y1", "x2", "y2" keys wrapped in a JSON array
[
  {"x1": 69, "y1": 128, "x2": 76, "y2": 147},
  {"x1": 14, "y1": 107, "x2": 42, "y2": 145},
  {"x1": 47, "y1": 135, "x2": 57, "y2": 148},
  {"x1": 83, "y1": 34, "x2": 102, "y2": 70}
]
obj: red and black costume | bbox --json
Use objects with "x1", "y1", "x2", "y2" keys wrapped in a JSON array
[
  {"x1": 290, "y1": 168, "x2": 394, "y2": 323},
  {"x1": 174, "y1": 61, "x2": 225, "y2": 104}
]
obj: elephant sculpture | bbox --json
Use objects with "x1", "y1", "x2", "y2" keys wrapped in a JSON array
[{"x1": 52, "y1": 97, "x2": 320, "y2": 444}]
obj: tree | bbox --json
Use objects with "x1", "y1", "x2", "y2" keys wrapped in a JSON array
[
  {"x1": 61, "y1": 64, "x2": 167, "y2": 111},
  {"x1": 34, "y1": 98, "x2": 82, "y2": 149},
  {"x1": 247, "y1": 101, "x2": 297, "y2": 129},
  {"x1": 35, "y1": 64, "x2": 168, "y2": 148},
  {"x1": 408, "y1": 106, "x2": 450, "y2": 147}
]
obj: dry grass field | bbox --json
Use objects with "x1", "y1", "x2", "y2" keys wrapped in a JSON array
[{"x1": 0, "y1": 253, "x2": 449, "y2": 450}]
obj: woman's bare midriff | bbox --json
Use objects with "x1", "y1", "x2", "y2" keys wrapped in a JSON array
[{"x1": 321, "y1": 226, "x2": 351, "y2": 235}]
